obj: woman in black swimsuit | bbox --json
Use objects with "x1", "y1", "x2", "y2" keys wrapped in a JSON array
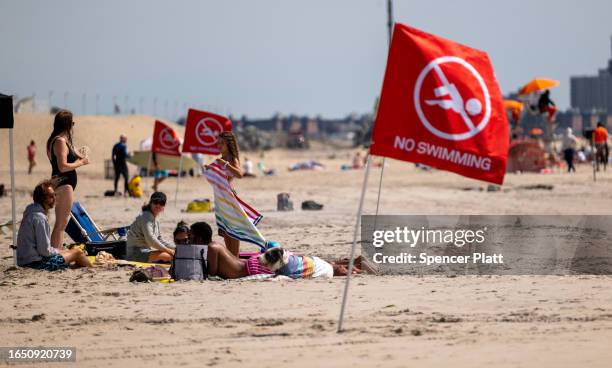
[{"x1": 46, "y1": 110, "x2": 89, "y2": 248}]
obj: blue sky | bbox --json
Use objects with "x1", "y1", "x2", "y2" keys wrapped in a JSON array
[{"x1": 1, "y1": 0, "x2": 611, "y2": 119}]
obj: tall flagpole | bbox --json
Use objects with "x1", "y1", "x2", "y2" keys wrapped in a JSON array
[
  {"x1": 9, "y1": 128, "x2": 17, "y2": 266},
  {"x1": 174, "y1": 155, "x2": 184, "y2": 207},
  {"x1": 337, "y1": 156, "x2": 373, "y2": 332},
  {"x1": 337, "y1": 0, "x2": 394, "y2": 333},
  {"x1": 374, "y1": 0, "x2": 394, "y2": 220}
]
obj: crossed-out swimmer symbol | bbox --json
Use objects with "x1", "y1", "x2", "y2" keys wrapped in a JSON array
[{"x1": 413, "y1": 56, "x2": 492, "y2": 141}]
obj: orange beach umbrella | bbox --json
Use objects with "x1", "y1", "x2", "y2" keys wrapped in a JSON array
[
  {"x1": 504, "y1": 99, "x2": 524, "y2": 112},
  {"x1": 518, "y1": 78, "x2": 560, "y2": 95}
]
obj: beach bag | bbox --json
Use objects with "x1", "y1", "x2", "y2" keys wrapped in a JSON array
[
  {"x1": 301, "y1": 200, "x2": 323, "y2": 210},
  {"x1": 170, "y1": 244, "x2": 208, "y2": 281},
  {"x1": 130, "y1": 265, "x2": 171, "y2": 283},
  {"x1": 186, "y1": 199, "x2": 212, "y2": 213},
  {"x1": 277, "y1": 193, "x2": 293, "y2": 211}
]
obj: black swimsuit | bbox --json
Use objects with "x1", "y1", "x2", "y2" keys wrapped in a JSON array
[{"x1": 50, "y1": 137, "x2": 78, "y2": 189}]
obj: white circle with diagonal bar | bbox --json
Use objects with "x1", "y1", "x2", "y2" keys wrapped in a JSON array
[
  {"x1": 159, "y1": 127, "x2": 179, "y2": 149},
  {"x1": 413, "y1": 56, "x2": 491, "y2": 141},
  {"x1": 195, "y1": 117, "x2": 223, "y2": 146}
]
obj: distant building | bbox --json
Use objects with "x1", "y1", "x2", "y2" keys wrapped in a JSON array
[{"x1": 570, "y1": 37, "x2": 612, "y2": 114}]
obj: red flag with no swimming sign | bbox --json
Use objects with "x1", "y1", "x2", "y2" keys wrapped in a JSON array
[
  {"x1": 182, "y1": 109, "x2": 232, "y2": 155},
  {"x1": 151, "y1": 120, "x2": 181, "y2": 156},
  {"x1": 370, "y1": 23, "x2": 509, "y2": 185}
]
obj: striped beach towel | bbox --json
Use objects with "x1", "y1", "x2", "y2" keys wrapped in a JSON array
[{"x1": 204, "y1": 161, "x2": 266, "y2": 249}]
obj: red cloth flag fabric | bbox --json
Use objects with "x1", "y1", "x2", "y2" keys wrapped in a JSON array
[
  {"x1": 182, "y1": 109, "x2": 232, "y2": 155},
  {"x1": 371, "y1": 24, "x2": 509, "y2": 184},
  {"x1": 152, "y1": 120, "x2": 181, "y2": 156}
]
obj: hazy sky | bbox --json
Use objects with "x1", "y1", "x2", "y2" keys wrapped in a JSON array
[{"x1": 1, "y1": 0, "x2": 612, "y2": 119}]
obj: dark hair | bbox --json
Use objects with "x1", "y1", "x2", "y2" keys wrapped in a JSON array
[
  {"x1": 219, "y1": 131, "x2": 240, "y2": 163},
  {"x1": 30, "y1": 140, "x2": 35, "y2": 145},
  {"x1": 142, "y1": 191, "x2": 167, "y2": 212},
  {"x1": 597, "y1": 121, "x2": 604, "y2": 128},
  {"x1": 33, "y1": 179, "x2": 55, "y2": 213},
  {"x1": 46, "y1": 110, "x2": 74, "y2": 156},
  {"x1": 173, "y1": 220, "x2": 190, "y2": 237},
  {"x1": 190, "y1": 222, "x2": 212, "y2": 245}
]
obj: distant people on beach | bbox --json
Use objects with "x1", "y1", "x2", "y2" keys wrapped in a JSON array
[
  {"x1": 243, "y1": 156, "x2": 256, "y2": 177},
  {"x1": 126, "y1": 192, "x2": 175, "y2": 263},
  {"x1": 257, "y1": 161, "x2": 274, "y2": 176},
  {"x1": 27, "y1": 140, "x2": 36, "y2": 175},
  {"x1": 16, "y1": 179, "x2": 92, "y2": 270},
  {"x1": 288, "y1": 160, "x2": 325, "y2": 171},
  {"x1": 46, "y1": 110, "x2": 89, "y2": 248},
  {"x1": 352, "y1": 151, "x2": 364, "y2": 169},
  {"x1": 112, "y1": 134, "x2": 131, "y2": 196},
  {"x1": 561, "y1": 128, "x2": 578, "y2": 173},
  {"x1": 594, "y1": 122, "x2": 609, "y2": 171},
  {"x1": 152, "y1": 153, "x2": 168, "y2": 192},
  {"x1": 537, "y1": 90, "x2": 557, "y2": 123}
]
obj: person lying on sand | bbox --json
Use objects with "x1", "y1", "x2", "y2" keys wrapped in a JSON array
[
  {"x1": 189, "y1": 222, "x2": 273, "y2": 279},
  {"x1": 189, "y1": 221, "x2": 370, "y2": 279},
  {"x1": 16, "y1": 179, "x2": 92, "y2": 270}
]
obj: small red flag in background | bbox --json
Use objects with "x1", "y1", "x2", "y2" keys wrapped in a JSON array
[
  {"x1": 370, "y1": 23, "x2": 509, "y2": 185},
  {"x1": 152, "y1": 120, "x2": 181, "y2": 156},
  {"x1": 182, "y1": 109, "x2": 232, "y2": 155}
]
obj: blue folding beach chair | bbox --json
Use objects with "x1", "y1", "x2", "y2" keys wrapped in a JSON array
[{"x1": 66, "y1": 202, "x2": 129, "y2": 259}]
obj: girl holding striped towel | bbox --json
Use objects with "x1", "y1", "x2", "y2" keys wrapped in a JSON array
[{"x1": 204, "y1": 132, "x2": 266, "y2": 257}]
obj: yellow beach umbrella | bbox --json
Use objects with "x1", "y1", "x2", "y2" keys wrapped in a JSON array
[{"x1": 519, "y1": 78, "x2": 560, "y2": 95}]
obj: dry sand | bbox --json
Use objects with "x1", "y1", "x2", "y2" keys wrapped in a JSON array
[{"x1": 1, "y1": 113, "x2": 611, "y2": 367}]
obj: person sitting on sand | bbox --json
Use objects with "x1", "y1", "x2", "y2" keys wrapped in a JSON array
[
  {"x1": 242, "y1": 157, "x2": 256, "y2": 178},
  {"x1": 173, "y1": 221, "x2": 190, "y2": 245},
  {"x1": 352, "y1": 151, "x2": 364, "y2": 169},
  {"x1": 16, "y1": 179, "x2": 92, "y2": 270},
  {"x1": 126, "y1": 192, "x2": 175, "y2": 263}
]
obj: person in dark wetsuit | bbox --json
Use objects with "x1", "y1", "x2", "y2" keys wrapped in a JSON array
[
  {"x1": 112, "y1": 134, "x2": 130, "y2": 196},
  {"x1": 46, "y1": 110, "x2": 89, "y2": 248}
]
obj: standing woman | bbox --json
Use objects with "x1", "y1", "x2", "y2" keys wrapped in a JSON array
[
  {"x1": 46, "y1": 110, "x2": 89, "y2": 248},
  {"x1": 205, "y1": 132, "x2": 265, "y2": 257}
]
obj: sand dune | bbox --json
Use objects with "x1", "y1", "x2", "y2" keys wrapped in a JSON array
[{"x1": 0, "y1": 113, "x2": 184, "y2": 174}]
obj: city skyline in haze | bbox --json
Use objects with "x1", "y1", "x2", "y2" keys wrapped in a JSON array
[{"x1": 2, "y1": 0, "x2": 612, "y2": 119}]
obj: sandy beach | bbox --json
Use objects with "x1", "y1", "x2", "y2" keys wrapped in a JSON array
[{"x1": 1, "y1": 113, "x2": 612, "y2": 367}]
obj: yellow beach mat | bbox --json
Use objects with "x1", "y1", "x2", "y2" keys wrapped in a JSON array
[
  {"x1": 87, "y1": 256, "x2": 171, "y2": 269},
  {"x1": 88, "y1": 256, "x2": 174, "y2": 283}
]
